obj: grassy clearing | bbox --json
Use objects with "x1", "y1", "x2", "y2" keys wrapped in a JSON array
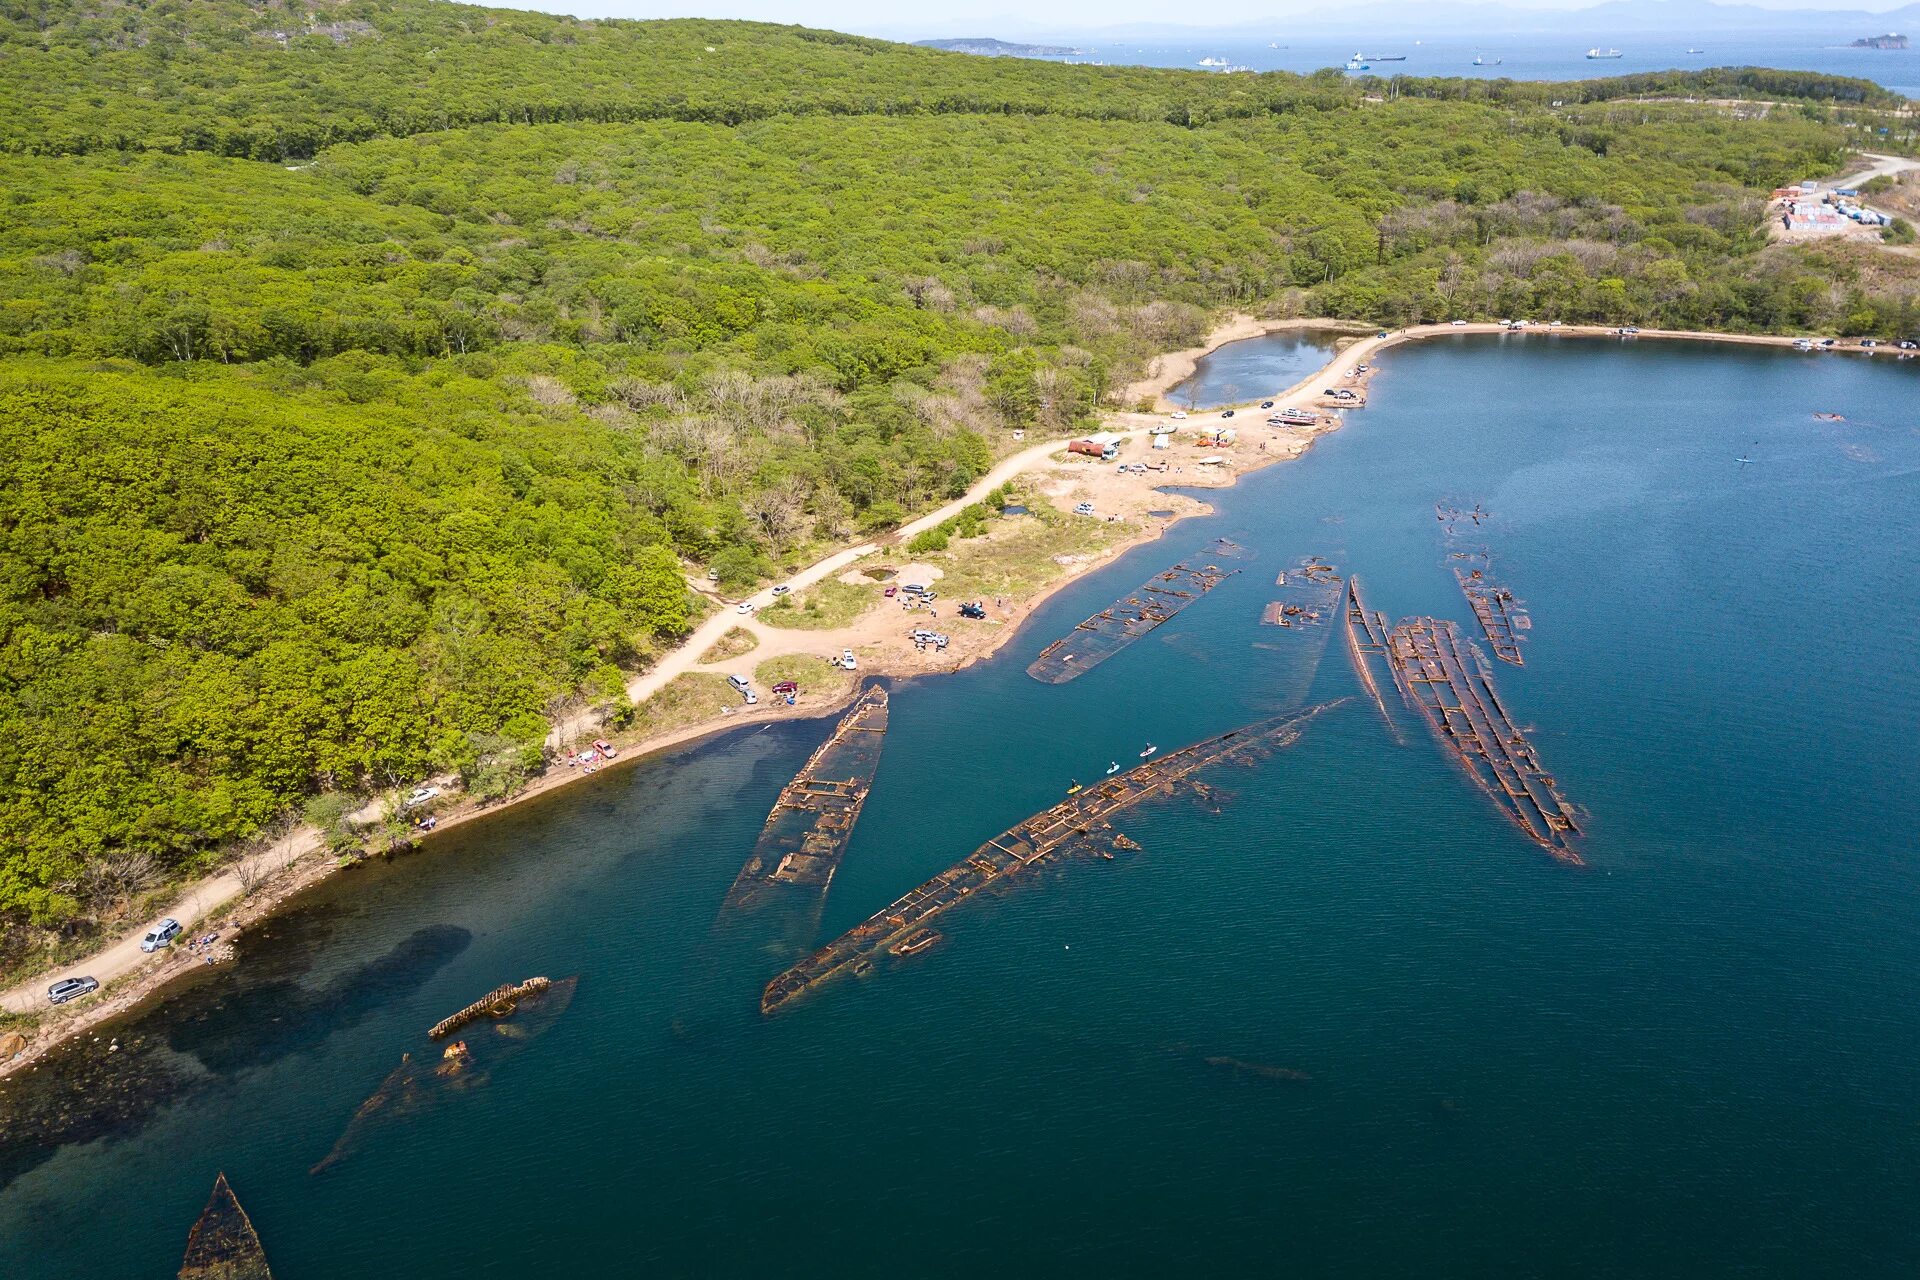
[
  {"x1": 754, "y1": 654, "x2": 852, "y2": 701},
  {"x1": 627, "y1": 673, "x2": 739, "y2": 739},
  {"x1": 757, "y1": 576, "x2": 875, "y2": 631},
  {"x1": 926, "y1": 490, "x2": 1133, "y2": 602},
  {"x1": 699, "y1": 626, "x2": 759, "y2": 663}
]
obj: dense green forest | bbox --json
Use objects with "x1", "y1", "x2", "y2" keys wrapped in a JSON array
[{"x1": 0, "y1": 0, "x2": 1915, "y2": 958}]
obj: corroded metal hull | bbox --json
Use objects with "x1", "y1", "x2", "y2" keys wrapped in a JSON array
[
  {"x1": 1386, "y1": 618, "x2": 1582, "y2": 863},
  {"x1": 178, "y1": 1173, "x2": 272, "y2": 1280},
  {"x1": 1026, "y1": 539, "x2": 1247, "y2": 683},
  {"x1": 723, "y1": 683, "x2": 890, "y2": 910},
  {"x1": 761, "y1": 702, "x2": 1340, "y2": 1013}
]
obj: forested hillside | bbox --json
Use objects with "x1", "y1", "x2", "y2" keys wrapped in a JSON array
[{"x1": 0, "y1": 0, "x2": 1914, "y2": 957}]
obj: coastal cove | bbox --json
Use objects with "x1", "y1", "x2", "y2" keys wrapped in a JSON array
[
  {"x1": 3, "y1": 335, "x2": 1917, "y2": 1276},
  {"x1": 0, "y1": 316, "x2": 1907, "y2": 1076}
]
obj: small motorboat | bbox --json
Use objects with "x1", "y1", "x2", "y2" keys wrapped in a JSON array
[
  {"x1": 1067, "y1": 781, "x2": 1083, "y2": 795},
  {"x1": 1139, "y1": 745, "x2": 1157, "y2": 758},
  {"x1": 1106, "y1": 762, "x2": 1120, "y2": 775}
]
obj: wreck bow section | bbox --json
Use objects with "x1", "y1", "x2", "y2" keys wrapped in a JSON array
[
  {"x1": 724, "y1": 683, "x2": 890, "y2": 909},
  {"x1": 178, "y1": 1173, "x2": 273, "y2": 1280},
  {"x1": 761, "y1": 702, "x2": 1338, "y2": 1014},
  {"x1": 1026, "y1": 539, "x2": 1247, "y2": 684},
  {"x1": 1342, "y1": 576, "x2": 1406, "y2": 744},
  {"x1": 1385, "y1": 617, "x2": 1583, "y2": 863}
]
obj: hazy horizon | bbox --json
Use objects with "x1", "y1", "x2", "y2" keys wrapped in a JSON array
[{"x1": 544, "y1": 0, "x2": 1916, "y2": 34}]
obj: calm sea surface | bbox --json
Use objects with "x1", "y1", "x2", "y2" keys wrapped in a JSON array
[
  {"x1": 1171, "y1": 329, "x2": 1343, "y2": 409},
  {"x1": 3, "y1": 336, "x2": 1917, "y2": 1277},
  {"x1": 1023, "y1": 34, "x2": 1920, "y2": 99}
]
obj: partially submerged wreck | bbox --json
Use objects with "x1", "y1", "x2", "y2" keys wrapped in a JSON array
[
  {"x1": 723, "y1": 683, "x2": 890, "y2": 910},
  {"x1": 1451, "y1": 549, "x2": 1529, "y2": 665},
  {"x1": 1026, "y1": 539, "x2": 1247, "y2": 683},
  {"x1": 178, "y1": 1173, "x2": 272, "y2": 1280},
  {"x1": 761, "y1": 702, "x2": 1340, "y2": 1013},
  {"x1": 313, "y1": 977, "x2": 579, "y2": 1175}
]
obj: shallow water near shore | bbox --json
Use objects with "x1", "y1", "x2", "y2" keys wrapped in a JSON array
[
  {"x1": 1169, "y1": 327, "x2": 1343, "y2": 409},
  {"x1": 4, "y1": 336, "x2": 1919, "y2": 1277}
]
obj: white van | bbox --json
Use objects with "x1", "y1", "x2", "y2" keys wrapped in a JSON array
[{"x1": 142, "y1": 918, "x2": 182, "y2": 952}]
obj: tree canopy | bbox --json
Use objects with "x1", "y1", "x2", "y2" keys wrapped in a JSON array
[{"x1": 0, "y1": 0, "x2": 1915, "y2": 950}]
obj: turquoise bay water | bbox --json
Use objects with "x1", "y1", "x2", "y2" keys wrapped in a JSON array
[{"x1": 3, "y1": 336, "x2": 1917, "y2": 1276}]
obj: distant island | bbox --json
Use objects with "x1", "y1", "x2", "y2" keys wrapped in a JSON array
[
  {"x1": 1848, "y1": 33, "x2": 1908, "y2": 49},
  {"x1": 915, "y1": 37, "x2": 1082, "y2": 57}
]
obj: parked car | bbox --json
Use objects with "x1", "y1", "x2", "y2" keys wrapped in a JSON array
[
  {"x1": 771, "y1": 680, "x2": 799, "y2": 696},
  {"x1": 706, "y1": 568, "x2": 720, "y2": 582},
  {"x1": 1860, "y1": 339, "x2": 1878, "y2": 349},
  {"x1": 1260, "y1": 400, "x2": 1274, "y2": 408},
  {"x1": 141, "y1": 918, "x2": 182, "y2": 953},
  {"x1": 1897, "y1": 340, "x2": 1917, "y2": 350},
  {"x1": 771, "y1": 584, "x2": 791, "y2": 596},
  {"x1": 901, "y1": 583, "x2": 928, "y2": 596},
  {"x1": 727, "y1": 674, "x2": 752, "y2": 693},
  {"x1": 403, "y1": 785, "x2": 441, "y2": 809},
  {"x1": 48, "y1": 976, "x2": 99, "y2": 1005},
  {"x1": 883, "y1": 585, "x2": 898, "y2": 597},
  {"x1": 593, "y1": 738, "x2": 617, "y2": 758},
  {"x1": 959, "y1": 602, "x2": 987, "y2": 619},
  {"x1": 1171, "y1": 411, "x2": 1188, "y2": 420},
  {"x1": 736, "y1": 601, "x2": 754, "y2": 614},
  {"x1": 1220, "y1": 409, "x2": 1235, "y2": 418},
  {"x1": 1450, "y1": 319, "x2": 1468, "y2": 326},
  {"x1": 1355, "y1": 363, "x2": 1370, "y2": 373},
  {"x1": 1073, "y1": 502, "x2": 1096, "y2": 516},
  {"x1": 842, "y1": 648, "x2": 858, "y2": 670}
]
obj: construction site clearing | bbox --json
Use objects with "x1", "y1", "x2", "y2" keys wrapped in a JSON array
[
  {"x1": 1345, "y1": 577, "x2": 1583, "y2": 864},
  {"x1": 722, "y1": 683, "x2": 890, "y2": 910},
  {"x1": 760, "y1": 702, "x2": 1341, "y2": 1014},
  {"x1": 1026, "y1": 538, "x2": 1248, "y2": 684}
]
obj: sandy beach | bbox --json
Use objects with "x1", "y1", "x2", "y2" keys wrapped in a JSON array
[{"x1": 1, "y1": 316, "x2": 1893, "y2": 1080}]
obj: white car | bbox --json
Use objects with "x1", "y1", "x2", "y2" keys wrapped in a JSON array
[
  {"x1": 402, "y1": 785, "x2": 441, "y2": 809},
  {"x1": 141, "y1": 918, "x2": 182, "y2": 952},
  {"x1": 1171, "y1": 411, "x2": 1188, "y2": 420},
  {"x1": 736, "y1": 601, "x2": 754, "y2": 615},
  {"x1": 841, "y1": 649, "x2": 858, "y2": 671},
  {"x1": 771, "y1": 585, "x2": 791, "y2": 596},
  {"x1": 1449, "y1": 319, "x2": 1468, "y2": 326}
]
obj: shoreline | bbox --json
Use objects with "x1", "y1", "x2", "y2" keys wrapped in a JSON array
[
  {"x1": 1122, "y1": 315, "x2": 1378, "y2": 409},
  {"x1": 1, "y1": 317, "x2": 1900, "y2": 1081}
]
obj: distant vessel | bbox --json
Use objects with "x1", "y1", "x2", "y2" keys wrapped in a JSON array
[
  {"x1": 1366, "y1": 54, "x2": 1407, "y2": 61},
  {"x1": 1472, "y1": 55, "x2": 1503, "y2": 66},
  {"x1": 1344, "y1": 52, "x2": 1371, "y2": 70},
  {"x1": 1586, "y1": 47, "x2": 1624, "y2": 59},
  {"x1": 1686, "y1": 47, "x2": 1706, "y2": 54}
]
